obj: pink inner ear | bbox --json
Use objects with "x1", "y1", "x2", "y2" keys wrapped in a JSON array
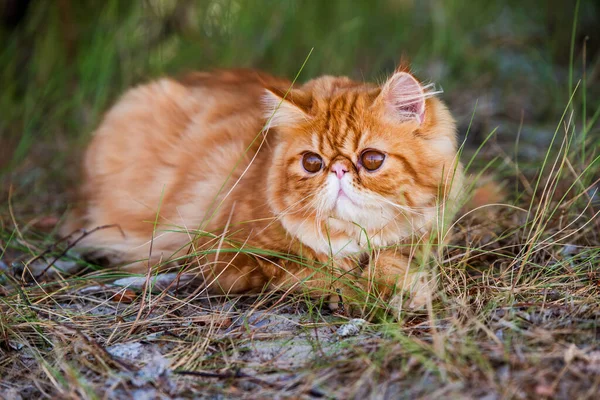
[{"x1": 385, "y1": 72, "x2": 426, "y2": 124}]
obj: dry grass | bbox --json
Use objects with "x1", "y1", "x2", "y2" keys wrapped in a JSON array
[
  {"x1": 2, "y1": 2, "x2": 599, "y2": 398},
  {"x1": 1, "y1": 106, "x2": 599, "y2": 399}
]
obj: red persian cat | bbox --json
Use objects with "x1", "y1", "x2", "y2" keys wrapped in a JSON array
[{"x1": 62, "y1": 66, "x2": 464, "y2": 316}]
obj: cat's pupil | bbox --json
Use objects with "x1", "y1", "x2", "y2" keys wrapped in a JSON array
[
  {"x1": 302, "y1": 152, "x2": 323, "y2": 173},
  {"x1": 361, "y1": 150, "x2": 385, "y2": 171}
]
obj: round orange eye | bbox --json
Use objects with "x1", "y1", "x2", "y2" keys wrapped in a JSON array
[
  {"x1": 361, "y1": 150, "x2": 385, "y2": 171},
  {"x1": 302, "y1": 152, "x2": 323, "y2": 173}
]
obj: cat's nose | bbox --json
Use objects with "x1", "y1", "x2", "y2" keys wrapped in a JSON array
[{"x1": 330, "y1": 162, "x2": 349, "y2": 179}]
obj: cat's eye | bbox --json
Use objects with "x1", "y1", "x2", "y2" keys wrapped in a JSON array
[
  {"x1": 360, "y1": 150, "x2": 385, "y2": 171},
  {"x1": 302, "y1": 152, "x2": 323, "y2": 173}
]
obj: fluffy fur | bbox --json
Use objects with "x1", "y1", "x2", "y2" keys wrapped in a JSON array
[{"x1": 62, "y1": 67, "x2": 464, "y2": 315}]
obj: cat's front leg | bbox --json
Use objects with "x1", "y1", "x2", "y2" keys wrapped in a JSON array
[{"x1": 340, "y1": 249, "x2": 434, "y2": 317}]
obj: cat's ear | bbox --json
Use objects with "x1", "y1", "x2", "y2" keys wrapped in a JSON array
[
  {"x1": 378, "y1": 71, "x2": 427, "y2": 124},
  {"x1": 262, "y1": 88, "x2": 312, "y2": 129}
]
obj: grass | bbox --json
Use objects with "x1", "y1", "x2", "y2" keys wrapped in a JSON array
[{"x1": 1, "y1": 0, "x2": 600, "y2": 398}]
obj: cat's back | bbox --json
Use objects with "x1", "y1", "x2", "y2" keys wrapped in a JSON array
[
  {"x1": 67, "y1": 69, "x2": 289, "y2": 238},
  {"x1": 86, "y1": 68, "x2": 287, "y2": 187},
  {"x1": 90, "y1": 68, "x2": 289, "y2": 151}
]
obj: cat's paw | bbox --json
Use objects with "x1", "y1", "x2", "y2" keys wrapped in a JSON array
[
  {"x1": 327, "y1": 287, "x2": 383, "y2": 319},
  {"x1": 327, "y1": 292, "x2": 343, "y2": 312},
  {"x1": 328, "y1": 272, "x2": 434, "y2": 319},
  {"x1": 327, "y1": 291, "x2": 363, "y2": 318},
  {"x1": 389, "y1": 272, "x2": 432, "y2": 314}
]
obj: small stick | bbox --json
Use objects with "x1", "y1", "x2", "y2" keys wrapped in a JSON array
[
  {"x1": 175, "y1": 369, "x2": 325, "y2": 398},
  {"x1": 32, "y1": 224, "x2": 124, "y2": 280}
]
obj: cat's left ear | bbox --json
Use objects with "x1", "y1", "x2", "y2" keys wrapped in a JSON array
[
  {"x1": 262, "y1": 88, "x2": 312, "y2": 130},
  {"x1": 378, "y1": 71, "x2": 426, "y2": 124}
]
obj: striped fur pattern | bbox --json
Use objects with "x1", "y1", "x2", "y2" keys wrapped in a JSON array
[{"x1": 62, "y1": 67, "x2": 464, "y2": 315}]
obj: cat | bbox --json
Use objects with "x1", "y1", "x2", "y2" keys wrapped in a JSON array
[{"x1": 61, "y1": 65, "x2": 464, "y2": 316}]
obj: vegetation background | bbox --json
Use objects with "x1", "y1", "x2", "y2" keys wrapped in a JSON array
[{"x1": 1, "y1": 0, "x2": 599, "y2": 398}]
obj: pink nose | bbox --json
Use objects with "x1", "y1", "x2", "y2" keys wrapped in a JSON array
[{"x1": 330, "y1": 163, "x2": 349, "y2": 179}]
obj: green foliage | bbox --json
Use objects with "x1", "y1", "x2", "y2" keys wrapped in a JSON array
[{"x1": 1, "y1": 0, "x2": 598, "y2": 170}]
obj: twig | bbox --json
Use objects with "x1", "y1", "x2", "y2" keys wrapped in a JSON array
[
  {"x1": 175, "y1": 369, "x2": 326, "y2": 398},
  {"x1": 32, "y1": 224, "x2": 124, "y2": 280}
]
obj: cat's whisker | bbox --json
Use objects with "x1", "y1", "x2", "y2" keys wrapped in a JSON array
[
  {"x1": 373, "y1": 192, "x2": 437, "y2": 216},
  {"x1": 379, "y1": 199, "x2": 427, "y2": 217},
  {"x1": 275, "y1": 194, "x2": 319, "y2": 219},
  {"x1": 255, "y1": 193, "x2": 321, "y2": 238},
  {"x1": 356, "y1": 190, "x2": 426, "y2": 218}
]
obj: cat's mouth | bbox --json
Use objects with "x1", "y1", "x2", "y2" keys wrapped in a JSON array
[{"x1": 336, "y1": 188, "x2": 356, "y2": 205}]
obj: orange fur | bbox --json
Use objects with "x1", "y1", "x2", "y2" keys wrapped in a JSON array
[{"x1": 62, "y1": 67, "x2": 464, "y2": 314}]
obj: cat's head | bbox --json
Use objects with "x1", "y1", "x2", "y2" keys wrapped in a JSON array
[{"x1": 263, "y1": 69, "x2": 462, "y2": 255}]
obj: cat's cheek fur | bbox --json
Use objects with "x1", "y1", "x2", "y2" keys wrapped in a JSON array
[{"x1": 266, "y1": 142, "x2": 289, "y2": 215}]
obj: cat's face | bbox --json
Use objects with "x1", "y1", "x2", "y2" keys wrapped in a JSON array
[{"x1": 265, "y1": 71, "x2": 460, "y2": 253}]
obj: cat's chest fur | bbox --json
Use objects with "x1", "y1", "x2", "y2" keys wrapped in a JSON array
[{"x1": 277, "y1": 207, "x2": 437, "y2": 257}]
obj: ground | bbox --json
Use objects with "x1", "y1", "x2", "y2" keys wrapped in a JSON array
[{"x1": 1, "y1": 1, "x2": 599, "y2": 399}]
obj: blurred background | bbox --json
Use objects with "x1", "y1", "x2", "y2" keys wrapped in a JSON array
[
  {"x1": 1, "y1": 3, "x2": 598, "y2": 397},
  {"x1": 1, "y1": 0, "x2": 598, "y2": 213}
]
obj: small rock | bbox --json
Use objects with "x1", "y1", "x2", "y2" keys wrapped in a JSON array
[
  {"x1": 8, "y1": 341, "x2": 24, "y2": 351},
  {"x1": 561, "y1": 244, "x2": 579, "y2": 257},
  {"x1": 336, "y1": 318, "x2": 367, "y2": 338},
  {"x1": 107, "y1": 342, "x2": 144, "y2": 360},
  {"x1": 113, "y1": 273, "x2": 195, "y2": 292},
  {"x1": 134, "y1": 351, "x2": 170, "y2": 386},
  {"x1": 107, "y1": 342, "x2": 172, "y2": 388},
  {"x1": 495, "y1": 329, "x2": 504, "y2": 341}
]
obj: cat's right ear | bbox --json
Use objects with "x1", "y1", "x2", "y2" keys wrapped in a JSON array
[
  {"x1": 262, "y1": 88, "x2": 312, "y2": 130},
  {"x1": 378, "y1": 71, "x2": 427, "y2": 125}
]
